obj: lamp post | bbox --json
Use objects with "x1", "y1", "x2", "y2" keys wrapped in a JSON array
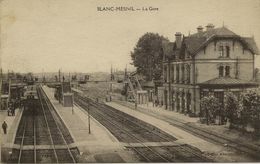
[{"x1": 71, "y1": 96, "x2": 74, "y2": 115}]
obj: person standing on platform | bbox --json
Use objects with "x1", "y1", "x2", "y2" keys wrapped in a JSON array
[
  {"x1": 7, "y1": 108, "x2": 11, "y2": 116},
  {"x1": 11, "y1": 108, "x2": 15, "y2": 116},
  {"x1": 2, "y1": 121, "x2": 7, "y2": 134}
]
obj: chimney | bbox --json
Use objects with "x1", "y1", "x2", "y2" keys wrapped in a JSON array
[
  {"x1": 206, "y1": 23, "x2": 214, "y2": 31},
  {"x1": 197, "y1": 25, "x2": 203, "y2": 33},
  {"x1": 175, "y1": 32, "x2": 182, "y2": 49}
]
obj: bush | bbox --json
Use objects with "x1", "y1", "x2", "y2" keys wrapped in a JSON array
[
  {"x1": 224, "y1": 92, "x2": 240, "y2": 128},
  {"x1": 240, "y1": 90, "x2": 260, "y2": 136},
  {"x1": 200, "y1": 94, "x2": 220, "y2": 125}
]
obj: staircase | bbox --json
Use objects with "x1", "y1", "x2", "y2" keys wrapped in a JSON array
[{"x1": 125, "y1": 74, "x2": 143, "y2": 102}]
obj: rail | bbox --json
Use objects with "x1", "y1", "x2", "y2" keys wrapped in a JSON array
[
  {"x1": 100, "y1": 102, "x2": 210, "y2": 161},
  {"x1": 114, "y1": 99, "x2": 260, "y2": 160},
  {"x1": 75, "y1": 96, "x2": 169, "y2": 162},
  {"x1": 39, "y1": 86, "x2": 76, "y2": 163},
  {"x1": 33, "y1": 110, "x2": 36, "y2": 163},
  {"x1": 38, "y1": 86, "x2": 59, "y2": 163},
  {"x1": 75, "y1": 94, "x2": 212, "y2": 162},
  {"x1": 18, "y1": 121, "x2": 27, "y2": 163}
]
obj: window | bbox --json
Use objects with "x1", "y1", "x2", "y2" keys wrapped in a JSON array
[
  {"x1": 164, "y1": 65, "x2": 167, "y2": 82},
  {"x1": 166, "y1": 66, "x2": 169, "y2": 82},
  {"x1": 182, "y1": 65, "x2": 185, "y2": 83},
  {"x1": 186, "y1": 65, "x2": 191, "y2": 84},
  {"x1": 171, "y1": 65, "x2": 174, "y2": 82},
  {"x1": 176, "y1": 65, "x2": 179, "y2": 83},
  {"x1": 181, "y1": 92, "x2": 185, "y2": 112},
  {"x1": 186, "y1": 93, "x2": 191, "y2": 113},
  {"x1": 225, "y1": 66, "x2": 230, "y2": 77},
  {"x1": 219, "y1": 66, "x2": 224, "y2": 77},
  {"x1": 176, "y1": 92, "x2": 180, "y2": 111},
  {"x1": 219, "y1": 46, "x2": 224, "y2": 57},
  {"x1": 218, "y1": 44, "x2": 230, "y2": 57},
  {"x1": 226, "y1": 46, "x2": 230, "y2": 58}
]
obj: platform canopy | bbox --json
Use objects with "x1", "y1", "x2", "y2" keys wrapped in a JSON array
[
  {"x1": 198, "y1": 77, "x2": 259, "y2": 89},
  {"x1": 1, "y1": 95, "x2": 9, "y2": 99}
]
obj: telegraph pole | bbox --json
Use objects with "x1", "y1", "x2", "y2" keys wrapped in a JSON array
[
  {"x1": 70, "y1": 73, "x2": 74, "y2": 115},
  {"x1": 8, "y1": 78, "x2": 11, "y2": 106},
  {"x1": 88, "y1": 100, "x2": 91, "y2": 134},
  {"x1": 58, "y1": 69, "x2": 61, "y2": 82}
]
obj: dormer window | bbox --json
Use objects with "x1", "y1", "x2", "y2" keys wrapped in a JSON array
[
  {"x1": 226, "y1": 46, "x2": 230, "y2": 58},
  {"x1": 218, "y1": 44, "x2": 230, "y2": 58},
  {"x1": 219, "y1": 45, "x2": 224, "y2": 57}
]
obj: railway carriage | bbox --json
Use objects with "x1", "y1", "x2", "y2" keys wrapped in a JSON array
[
  {"x1": 23, "y1": 85, "x2": 39, "y2": 109},
  {"x1": 24, "y1": 85, "x2": 38, "y2": 100}
]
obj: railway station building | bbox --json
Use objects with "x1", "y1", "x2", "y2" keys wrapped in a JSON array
[{"x1": 158, "y1": 24, "x2": 259, "y2": 116}]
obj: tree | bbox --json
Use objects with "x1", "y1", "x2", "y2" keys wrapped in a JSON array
[
  {"x1": 200, "y1": 94, "x2": 220, "y2": 125},
  {"x1": 224, "y1": 92, "x2": 240, "y2": 128},
  {"x1": 131, "y1": 33, "x2": 169, "y2": 81}
]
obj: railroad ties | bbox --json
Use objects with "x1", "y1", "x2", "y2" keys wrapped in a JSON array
[
  {"x1": 8, "y1": 85, "x2": 79, "y2": 163},
  {"x1": 74, "y1": 93, "x2": 212, "y2": 162}
]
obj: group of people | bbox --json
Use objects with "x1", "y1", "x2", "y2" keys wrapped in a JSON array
[
  {"x1": 1, "y1": 99, "x2": 22, "y2": 135},
  {"x1": 154, "y1": 99, "x2": 161, "y2": 107},
  {"x1": 7, "y1": 107, "x2": 15, "y2": 116},
  {"x1": 2, "y1": 104, "x2": 18, "y2": 135}
]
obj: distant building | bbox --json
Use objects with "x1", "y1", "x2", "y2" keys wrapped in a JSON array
[
  {"x1": 61, "y1": 82, "x2": 73, "y2": 107},
  {"x1": 158, "y1": 24, "x2": 259, "y2": 116}
]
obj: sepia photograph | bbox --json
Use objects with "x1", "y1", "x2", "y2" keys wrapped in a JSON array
[{"x1": 0, "y1": 0, "x2": 260, "y2": 163}]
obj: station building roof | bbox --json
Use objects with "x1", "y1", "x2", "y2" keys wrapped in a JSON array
[{"x1": 163, "y1": 26, "x2": 260, "y2": 59}]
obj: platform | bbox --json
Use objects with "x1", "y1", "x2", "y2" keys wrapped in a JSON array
[
  {"x1": 1, "y1": 108, "x2": 23, "y2": 162},
  {"x1": 1, "y1": 108, "x2": 23, "y2": 146},
  {"x1": 42, "y1": 85, "x2": 139, "y2": 162},
  {"x1": 122, "y1": 141, "x2": 185, "y2": 148}
]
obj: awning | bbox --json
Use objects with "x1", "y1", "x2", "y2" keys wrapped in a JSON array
[
  {"x1": 1, "y1": 95, "x2": 9, "y2": 99},
  {"x1": 198, "y1": 77, "x2": 259, "y2": 89}
]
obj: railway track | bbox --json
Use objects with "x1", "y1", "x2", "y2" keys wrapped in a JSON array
[
  {"x1": 74, "y1": 93, "x2": 211, "y2": 162},
  {"x1": 114, "y1": 100, "x2": 260, "y2": 160},
  {"x1": 9, "y1": 85, "x2": 78, "y2": 163}
]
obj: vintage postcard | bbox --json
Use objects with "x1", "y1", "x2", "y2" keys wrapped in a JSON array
[{"x1": 0, "y1": 0, "x2": 260, "y2": 163}]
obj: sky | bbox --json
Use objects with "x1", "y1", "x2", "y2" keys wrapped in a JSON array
[{"x1": 0, "y1": 0, "x2": 260, "y2": 73}]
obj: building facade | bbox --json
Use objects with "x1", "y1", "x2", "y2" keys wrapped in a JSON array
[{"x1": 158, "y1": 24, "x2": 259, "y2": 116}]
